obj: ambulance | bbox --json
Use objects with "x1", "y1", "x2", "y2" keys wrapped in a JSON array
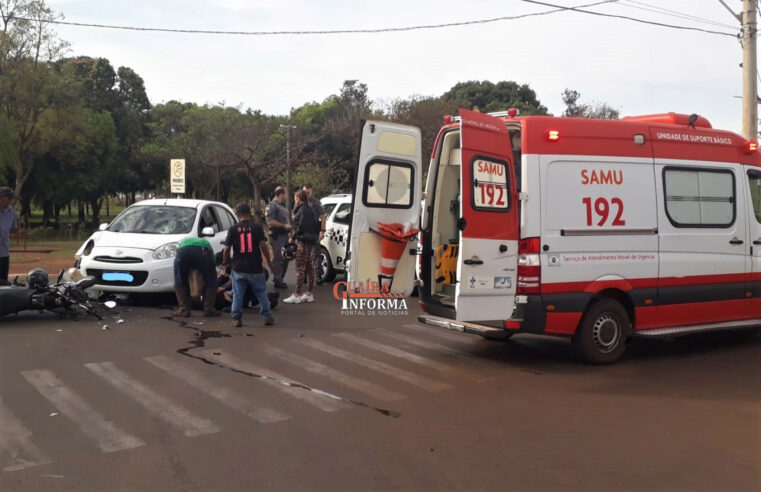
[{"x1": 346, "y1": 110, "x2": 761, "y2": 363}]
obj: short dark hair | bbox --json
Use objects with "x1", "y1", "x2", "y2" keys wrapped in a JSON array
[
  {"x1": 296, "y1": 190, "x2": 308, "y2": 203},
  {"x1": 274, "y1": 186, "x2": 285, "y2": 197},
  {"x1": 235, "y1": 203, "x2": 251, "y2": 216},
  {"x1": 303, "y1": 184, "x2": 313, "y2": 190}
]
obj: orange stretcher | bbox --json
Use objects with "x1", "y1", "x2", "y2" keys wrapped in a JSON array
[{"x1": 435, "y1": 243, "x2": 459, "y2": 285}]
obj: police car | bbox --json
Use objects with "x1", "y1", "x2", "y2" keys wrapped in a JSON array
[{"x1": 318, "y1": 193, "x2": 352, "y2": 283}]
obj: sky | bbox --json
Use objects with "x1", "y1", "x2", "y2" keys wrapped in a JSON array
[{"x1": 45, "y1": 0, "x2": 753, "y2": 135}]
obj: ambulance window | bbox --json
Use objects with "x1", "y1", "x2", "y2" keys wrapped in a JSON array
[
  {"x1": 664, "y1": 168, "x2": 735, "y2": 227},
  {"x1": 748, "y1": 172, "x2": 761, "y2": 223},
  {"x1": 471, "y1": 157, "x2": 511, "y2": 211},
  {"x1": 363, "y1": 160, "x2": 414, "y2": 208}
]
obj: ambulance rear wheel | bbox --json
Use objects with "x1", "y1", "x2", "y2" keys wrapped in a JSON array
[
  {"x1": 573, "y1": 298, "x2": 630, "y2": 364},
  {"x1": 480, "y1": 331, "x2": 514, "y2": 341}
]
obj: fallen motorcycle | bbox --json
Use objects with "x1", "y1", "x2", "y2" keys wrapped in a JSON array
[{"x1": 0, "y1": 268, "x2": 115, "y2": 320}]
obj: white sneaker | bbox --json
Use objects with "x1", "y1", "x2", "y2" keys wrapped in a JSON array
[
  {"x1": 283, "y1": 294, "x2": 303, "y2": 304},
  {"x1": 300, "y1": 293, "x2": 314, "y2": 303}
]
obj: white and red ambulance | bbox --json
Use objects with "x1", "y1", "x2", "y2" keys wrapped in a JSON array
[{"x1": 347, "y1": 110, "x2": 761, "y2": 363}]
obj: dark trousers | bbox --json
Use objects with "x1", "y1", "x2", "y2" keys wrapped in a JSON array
[
  {"x1": 173, "y1": 246, "x2": 216, "y2": 289},
  {"x1": 270, "y1": 234, "x2": 289, "y2": 283},
  {"x1": 0, "y1": 256, "x2": 8, "y2": 282}
]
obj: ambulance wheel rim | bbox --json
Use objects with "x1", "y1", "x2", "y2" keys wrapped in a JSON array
[{"x1": 592, "y1": 313, "x2": 620, "y2": 353}]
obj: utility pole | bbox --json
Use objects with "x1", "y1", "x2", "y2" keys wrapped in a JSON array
[
  {"x1": 279, "y1": 123, "x2": 297, "y2": 209},
  {"x1": 742, "y1": 0, "x2": 758, "y2": 139},
  {"x1": 720, "y1": 0, "x2": 758, "y2": 139}
]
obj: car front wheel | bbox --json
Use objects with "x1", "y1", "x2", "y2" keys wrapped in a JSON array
[{"x1": 319, "y1": 247, "x2": 336, "y2": 283}]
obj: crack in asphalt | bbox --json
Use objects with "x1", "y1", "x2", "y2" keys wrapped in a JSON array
[{"x1": 162, "y1": 316, "x2": 402, "y2": 419}]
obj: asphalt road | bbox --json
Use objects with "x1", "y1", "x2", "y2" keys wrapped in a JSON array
[{"x1": 0, "y1": 279, "x2": 759, "y2": 491}]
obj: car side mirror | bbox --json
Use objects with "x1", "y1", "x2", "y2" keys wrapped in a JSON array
[
  {"x1": 201, "y1": 226, "x2": 215, "y2": 237},
  {"x1": 98, "y1": 223, "x2": 109, "y2": 231}
]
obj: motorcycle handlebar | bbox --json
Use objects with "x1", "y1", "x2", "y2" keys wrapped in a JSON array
[{"x1": 76, "y1": 277, "x2": 98, "y2": 290}]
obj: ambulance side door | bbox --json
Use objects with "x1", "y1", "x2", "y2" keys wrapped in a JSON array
[
  {"x1": 745, "y1": 169, "x2": 761, "y2": 317},
  {"x1": 456, "y1": 109, "x2": 518, "y2": 321},
  {"x1": 347, "y1": 121, "x2": 422, "y2": 296}
]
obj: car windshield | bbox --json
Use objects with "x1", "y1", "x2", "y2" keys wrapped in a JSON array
[{"x1": 108, "y1": 206, "x2": 196, "y2": 234}]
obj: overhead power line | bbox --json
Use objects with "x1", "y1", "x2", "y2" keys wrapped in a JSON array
[
  {"x1": 520, "y1": 0, "x2": 738, "y2": 37},
  {"x1": 7, "y1": 0, "x2": 620, "y2": 36},
  {"x1": 620, "y1": 0, "x2": 738, "y2": 30}
]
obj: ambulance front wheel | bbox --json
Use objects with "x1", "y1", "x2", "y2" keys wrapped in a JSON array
[{"x1": 573, "y1": 298, "x2": 631, "y2": 364}]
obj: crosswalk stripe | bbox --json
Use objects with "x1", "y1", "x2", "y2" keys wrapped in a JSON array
[
  {"x1": 20, "y1": 370, "x2": 145, "y2": 453},
  {"x1": 297, "y1": 338, "x2": 453, "y2": 392},
  {"x1": 262, "y1": 345, "x2": 404, "y2": 402},
  {"x1": 194, "y1": 348, "x2": 345, "y2": 412},
  {"x1": 84, "y1": 362, "x2": 220, "y2": 437},
  {"x1": 402, "y1": 323, "x2": 479, "y2": 343},
  {"x1": 333, "y1": 332, "x2": 490, "y2": 382},
  {"x1": 0, "y1": 397, "x2": 51, "y2": 472},
  {"x1": 145, "y1": 356, "x2": 291, "y2": 424}
]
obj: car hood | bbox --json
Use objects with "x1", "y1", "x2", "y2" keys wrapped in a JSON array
[{"x1": 83, "y1": 231, "x2": 189, "y2": 251}]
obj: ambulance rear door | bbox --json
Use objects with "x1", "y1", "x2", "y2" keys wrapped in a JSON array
[
  {"x1": 456, "y1": 109, "x2": 518, "y2": 321},
  {"x1": 347, "y1": 120, "x2": 422, "y2": 296}
]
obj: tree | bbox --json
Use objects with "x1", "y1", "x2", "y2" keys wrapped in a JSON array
[
  {"x1": 0, "y1": 0, "x2": 71, "y2": 201},
  {"x1": 443, "y1": 80, "x2": 548, "y2": 115},
  {"x1": 386, "y1": 95, "x2": 467, "y2": 173},
  {"x1": 561, "y1": 88, "x2": 620, "y2": 119}
]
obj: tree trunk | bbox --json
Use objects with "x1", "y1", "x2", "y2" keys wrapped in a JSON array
[
  {"x1": 41, "y1": 199, "x2": 53, "y2": 227},
  {"x1": 54, "y1": 203, "x2": 61, "y2": 227},
  {"x1": 89, "y1": 198, "x2": 102, "y2": 227},
  {"x1": 106, "y1": 196, "x2": 110, "y2": 217},
  {"x1": 67, "y1": 202, "x2": 72, "y2": 218},
  {"x1": 78, "y1": 201, "x2": 85, "y2": 225}
]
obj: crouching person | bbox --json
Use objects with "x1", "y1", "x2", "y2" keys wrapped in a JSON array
[
  {"x1": 223, "y1": 203, "x2": 275, "y2": 327},
  {"x1": 173, "y1": 237, "x2": 220, "y2": 317}
]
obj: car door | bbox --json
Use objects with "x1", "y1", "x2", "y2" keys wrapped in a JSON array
[
  {"x1": 330, "y1": 202, "x2": 352, "y2": 271},
  {"x1": 745, "y1": 170, "x2": 761, "y2": 318},
  {"x1": 455, "y1": 109, "x2": 519, "y2": 321},
  {"x1": 347, "y1": 121, "x2": 422, "y2": 296},
  {"x1": 198, "y1": 205, "x2": 226, "y2": 261}
]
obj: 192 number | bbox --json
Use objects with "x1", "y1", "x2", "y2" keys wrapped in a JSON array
[
  {"x1": 582, "y1": 197, "x2": 626, "y2": 226},
  {"x1": 478, "y1": 183, "x2": 506, "y2": 207}
]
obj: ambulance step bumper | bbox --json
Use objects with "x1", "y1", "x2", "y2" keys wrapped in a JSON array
[
  {"x1": 637, "y1": 319, "x2": 761, "y2": 337},
  {"x1": 417, "y1": 314, "x2": 507, "y2": 337}
]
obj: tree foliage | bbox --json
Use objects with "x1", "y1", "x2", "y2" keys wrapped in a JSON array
[
  {"x1": 443, "y1": 80, "x2": 548, "y2": 115},
  {"x1": 561, "y1": 88, "x2": 620, "y2": 119}
]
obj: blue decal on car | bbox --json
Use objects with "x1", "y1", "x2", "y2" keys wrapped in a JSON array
[{"x1": 103, "y1": 272, "x2": 134, "y2": 282}]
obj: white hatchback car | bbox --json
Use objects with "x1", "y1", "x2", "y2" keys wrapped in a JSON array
[
  {"x1": 318, "y1": 194, "x2": 352, "y2": 283},
  {"x1": 75, "y1": 198, "x2": 237, "y2": 293}
]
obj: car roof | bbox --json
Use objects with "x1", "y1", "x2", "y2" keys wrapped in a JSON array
[
  {"x1": 320, "y1": 194, "x2": 352, "y2": 204},
  {"x1": 129, "y1": 198, "x2": 230, "y2": 209}
]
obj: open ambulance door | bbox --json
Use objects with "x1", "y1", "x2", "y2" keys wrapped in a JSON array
[
  {"x1": 347, "y1": 121, "x2": 422, "y2": 297},
  {"x1": 456, "y1": 109, "x2": 518, "y2": 321}
]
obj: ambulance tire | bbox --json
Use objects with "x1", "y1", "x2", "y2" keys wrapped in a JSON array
[
  {"x1": 319, "y1": 247, "x2": 336, "y2": 283},
  {"x1": 480, "y1": 331, "x2": 514, "y2": 341},
  {"x1": 573, "y1": 298, "x2": 631, "y2": 364}
]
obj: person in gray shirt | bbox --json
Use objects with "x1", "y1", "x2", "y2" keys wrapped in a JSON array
[
  {"x1": 266, "y1": 186, "x2": 292, "y2": 289},
  {"x1": 0, "y1": 187, "x2": 18, "y2": 282}
]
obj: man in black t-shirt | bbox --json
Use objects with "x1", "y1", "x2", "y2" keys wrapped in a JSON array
[{"x1": 222, "y1": 203, "x2": 275, "y2": 327}]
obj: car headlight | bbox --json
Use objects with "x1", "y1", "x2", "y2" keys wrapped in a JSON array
[
  {"x1": 152, "y1": 242, "x2": 178, "y2": 260},
  {"x1": 82, "y1": 240, "x2": 95, "y2": 257}
]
